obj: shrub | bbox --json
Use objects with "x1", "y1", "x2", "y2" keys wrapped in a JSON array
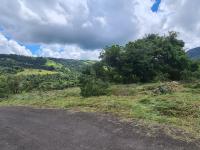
[
  {"x1": 0, "y1": 76, "x2": 9, "y2": 98},
  {"x1": 154, "y1": 73, "x2": 169, "y2": 82},
  {"x1": 193, "y1": 83, "x2": 200, "y2": 89},
  {"x1": 181, "y1": 70, "x2": 200, "y2": 81},
  {"x1": 80, "y1": 75, "x2": 110, "y2": 97}
]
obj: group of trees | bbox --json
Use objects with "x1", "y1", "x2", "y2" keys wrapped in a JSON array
[
  {"x1": 0, "y1": 54, "x2": 55, "y2": 73},
  {"x1": 0, "y1": 54, "x2": 94, "y2": 74},
  {"x1": 0, "y1": 54, "x2": 92, "y2": 98},
  {"x1": 0, "y1": 73, "x2": 79, "y2": 98},
  {"x1": 80, "y1": 32, "x2": 200, "y2": 97}
]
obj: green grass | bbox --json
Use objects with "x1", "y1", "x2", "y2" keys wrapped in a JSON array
[
  {"x1": 17, "y1": 69, "x2": 58, "y2": 75},
  {"x1": 45, "y1": 59, "x2": 63, "y2": 69},
  {"x1": 0, "y1": 82, "x2": 200, "y2": 141}
]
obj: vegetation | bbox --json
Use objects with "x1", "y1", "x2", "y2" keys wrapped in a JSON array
[
  {"x1": 0, "y1": 32, "x2": 200, "y2": 141},
  {"x1": 78, "y1": 32, "x2": 200, "y2": 97},
  {"x1": 187, "y1": 47, "x2": 200, "y2": 60},
  {"x1": 0, "y1": 54, "x2": 95, "y2": 74},
  {"x1": 80, "y1": 75, "x2": 110, "y2": 97},
  {"x1": 17, "y1": 69, "x2": 57, "y2": 76},
  {"x1": 82, "y1": 32, "x2": 198, "y2": 85},
  {"x1": 0, "y1": 76, "x2": 9, "y2": 98},
  {"x1": 0, "y1": 54, "x2": 93, "y2": 97},
  {"x1": 0, "y1": 82, "x2": 199, "y2": 140}
]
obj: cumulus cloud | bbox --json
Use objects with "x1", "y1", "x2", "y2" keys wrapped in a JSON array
[
  {"x1": 0, "y1": 0, "x2": 138, "y2": 49},
  {"x1": 38, "y1": 44, "x2": 100, "y2": 60},
  {"x1": 0, "y1": 33, "x2": 32, "y2": 56},
  {"x1": 159, "y1": 0, "x2": 200, "y2": 49},
  {"x1": 0, "y1": 0, "x2": 199, "y2": 59}
]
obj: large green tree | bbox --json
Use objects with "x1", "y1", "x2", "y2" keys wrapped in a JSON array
[{"x1": 99, "y1": 32, "x2": 196, "y2": 83}]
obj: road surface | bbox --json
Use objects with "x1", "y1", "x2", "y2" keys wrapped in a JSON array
[{"x1": 0, "y1": 107, "x2": 198, "y2": 150}]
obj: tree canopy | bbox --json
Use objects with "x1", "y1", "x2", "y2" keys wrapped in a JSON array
[{"x1": 93, "y1": 32, "x2": 198, "y2": 83}]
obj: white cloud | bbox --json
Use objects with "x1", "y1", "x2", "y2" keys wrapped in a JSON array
[
  {"x1": 129, "y1": 0, "x2": 200, "y2": 49},
  {"x1": 0, "y1": 0, "x2": 200, "y2": 59},
  {"x1": 44, "y1": 9, "x2": 68, "y2": 25},
  {"x1": 132, "y1": 0, "x2": 165, "y2": 37},
  {"x1": 94, "y1": 17, "x2": 107, "y2": 27},
  {"x1": 0, "y1": 33, "x2": 32, "y2": 56},
  {"x1": 38, "y1": 44, "x2": 100, "y2": 60},
  {"x1": 82, "y1": 21, "x2": 93, "y2": 28},
  {"x1": 0, "y1": 0, "x2": 138, "y2": 49},
  {"x1": 157, "y1": 0, "x2": 200, "y2": 49}
]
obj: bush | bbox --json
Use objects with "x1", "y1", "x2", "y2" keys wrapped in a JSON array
[
  {"x1": 0, "y1": 76, "x2": 9, "y2": 98},
  {"x1": 181, "y1": 69, "x2": 200, "y2": 81},
  {"x1": 80, "y1": 75, "x2": 110, "y2": 97}
]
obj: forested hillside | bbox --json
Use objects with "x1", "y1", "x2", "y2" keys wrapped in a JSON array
[
  {"x1": 0, "y1": 54, "x2": 95, "y2": 74},
  {"x1": 187, "y1": 47, "x2": 200, "y2": 60},
  {"x1": 0, "y1": 54, "x2": 95, "y2": 97}
]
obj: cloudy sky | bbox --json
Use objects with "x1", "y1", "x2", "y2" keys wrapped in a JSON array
[{"x1": 0, "y1": 0, "x2": 199, "y2": 60}]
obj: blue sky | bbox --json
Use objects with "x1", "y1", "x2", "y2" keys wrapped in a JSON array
[
  {"x1": 24, "y1": 44, "x2": 40, "y2": 55},
  {"x1": 151, "y1": 0, "x2": 161, "y2": 12}
]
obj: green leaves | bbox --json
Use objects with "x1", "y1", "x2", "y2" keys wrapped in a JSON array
[
  {"x1": 79, "y1": 75, "x2": 110, "y2": 97},
  {"x1": 99, "y1": 32, "x2": 195, "y2": 83},
  {"x1": 0, "y1": 76, "x2": 9, "y2": 98}
]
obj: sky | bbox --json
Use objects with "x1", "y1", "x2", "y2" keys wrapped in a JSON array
[{"x1": 0, "y1": 0, "x2": 200, "y2": 60}]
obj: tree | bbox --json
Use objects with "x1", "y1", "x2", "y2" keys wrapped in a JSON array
[
  {"x1": 98, "y1": 32, "x2": 196, "y2": 83},
  {"x1": 79, "y1": 66, "x2": 110, "y2": 97}
]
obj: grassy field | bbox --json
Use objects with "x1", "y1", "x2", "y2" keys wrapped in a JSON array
[
  {"x1": 0, "y1": 82, "x2": 199, "y2": 141},
  {"x1": 17, "y1": 69, "x2": 58, "y2": 75},
  {"x1": 45, "y1": 59, "x2": 63, "y2": 69}
]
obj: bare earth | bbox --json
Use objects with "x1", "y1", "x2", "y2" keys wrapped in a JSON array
[{"x1": 0, "y1": 107, "x2": 198, "y2": 150}]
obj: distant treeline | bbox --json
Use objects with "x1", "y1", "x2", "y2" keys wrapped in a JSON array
[
  {"x1": 0, "y1": 54, "x2": 96, "y2": 74},
  {"x1": 0, "y1": 73, "x2": 79, "y2": 98},
  {"x1": 0, "y1": 54, "x2": 54, "y2": 73}
]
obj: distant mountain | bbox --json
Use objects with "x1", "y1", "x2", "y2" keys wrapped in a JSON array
[
  {"x1": 0, "y1": 54, "x2": 96, "y2": 74},
  {"x1": 187, "y1": 47, "x2": 200, "y2": 60}
]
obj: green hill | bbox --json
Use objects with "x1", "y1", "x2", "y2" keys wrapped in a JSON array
[
  {"x1": 0, "y1": 54, "x2": 95, "y2": 74},
  {"x1": 187, "y1": 47, "x2": 200, "y2": 60},
  {"x1": 0, "y1": 54, "x2": 96, "y2": 93}
]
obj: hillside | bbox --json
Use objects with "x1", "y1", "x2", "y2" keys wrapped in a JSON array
[
  {"x1": 187, "y1": 47, "x2": 200, "y2": 60},
  {"x1": 0, "y1": 54, "x2": 95, "y2": 74},
  {"x1": 0, "y1": 54, "x2": 95, "y2": 93}
]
